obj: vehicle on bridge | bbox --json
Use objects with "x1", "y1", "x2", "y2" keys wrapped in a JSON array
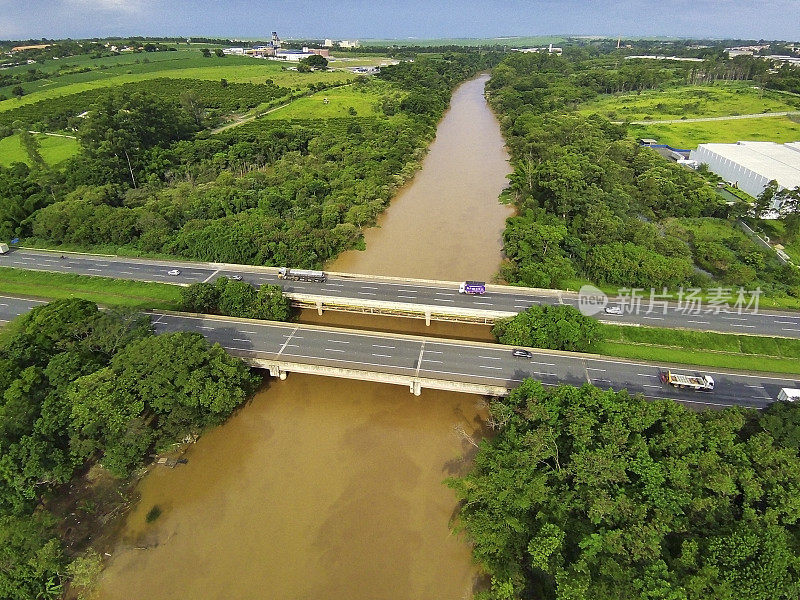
[
  {"x1": 0, "y1": 243, "x2": 8, "y2": 254},
  {"x1": 778, "y1": 388, "x2": 800, "y2": 402},
  {"x1": 458, "y1": 281, "x2": 486, "y2": 295},
  {"x1": 660, "y1": 370, "x2": 714, "y2": 391},
  {"x1": 278, "y1": 267, "x2": 327, "y2": 283}
]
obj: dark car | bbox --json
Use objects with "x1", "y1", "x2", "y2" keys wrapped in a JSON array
[{"x1": 512, "y1": 349, "x2": 533, "y2": 358}]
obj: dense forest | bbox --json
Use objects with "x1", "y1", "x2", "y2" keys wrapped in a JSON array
[
  {"x1": 449, "y1": 382, "x2": 800, "y2": 600},
  {"x1": 0, "y1": 52, "x2": 501, "y2": 268},
  {"x1": 0, "y1": 299, "x2": 259, "y2": 598},
  {"x1": 488, "y1": 51, "x2": 800, "y2": 297}
]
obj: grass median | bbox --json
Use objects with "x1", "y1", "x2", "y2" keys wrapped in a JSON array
[
  {"x1": 593, "y1": 323, "x2": 800, "y2": 375},
  {"x1": 0, "y1": 267, "x2": 182, "y2": 309}
]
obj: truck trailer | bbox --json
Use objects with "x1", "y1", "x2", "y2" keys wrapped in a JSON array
[
  {"x1": 458, "y1": 281, "x2": 486, "y2": 295},
  {"x1": 277, "y1": 267, "x2": 326, "y2": 283},
  {"x1": 778, "y1": 388, "x2": 800, "y2": 402},
  {"x1": 660, "y1": 370, "x2": 714, "y2": 391}
]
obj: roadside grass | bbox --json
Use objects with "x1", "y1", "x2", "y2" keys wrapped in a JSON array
[
  {"x1": 0, "y1": 133, "x2": 79, "y2": 167},
  {"x1": 629, "y1": 115, "x2": 800, "y2": 149},
  {"x1": 754, "y1": 219, "x2": 800, "y2": 265},
  {"x1": 0, "y1": 61, "x2": 356, "y2": 113},
  {"x1": 594, "y1": 323, "x2": 800, "y2": 374},
  {"x1": 265, "y1": 83, "x2": 393, "y2": 120},
  {"x1": 0, "y1": 267, "x2": 181, "y2": 309},
  {"x1": 579, "y1": 81, "x2": 800, "y2": 122}
]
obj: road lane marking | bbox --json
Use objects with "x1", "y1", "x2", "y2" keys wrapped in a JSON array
[
  {"x1": 373, "y1": 344, "x2": 395, "y2": 349},
  {"x1": 359, "y1": 292, "x2": 378, "y2": 296},
  {"x1": 435, "y1": 293, "x2": 456, "y2": 296},
  {"x1": 398, "y1": 295, "x2": 416, "y2": 299},
  {"x1": 479, "y1": 365, "x2": 503, "y2": 370},
  {"x1": 721, "y1": 316, "x2": 748, "y2": 321},
  {"x1": 423, "y1": 359, "x2": 443, "y2": 363},
  {"x1": 202, "y1": 269, "x2": 220, "y2": 283},
  {"x1": 362, "y1": 286, "x2": 379, "y2": 290},
  {"x1": 87, "y1": 268, "x2": 102, "y2": 272},
  {"x1": 328, "y1": 339, "x2": 350, "y2": 344},
  {"x1": 638, "y1": 373, "x2": 659, "y2": 378},
  {"x1": 643, "y1": 316, "x2": 663, "y2": 320},
  {"x1": 232, "y1": 338, "x2": 250, "y2": 342},
  {"x1": 474, "y1": 302, "x2": 493, "y2": 305},
  {"x1": 642, "y1": 384, "x2": 663, "y2": 388},
  {"x1": 782, "y1": 328, "x2": 800, "y2": 332},
  {"x1": 478, "y1": 356, "x2": 502, "y2": 360},
  {"x1": 587, "y1": 367, "x2": 606, "y2": 372},
  {"x1": 276, "y1": 326, "x2": 300, "y2": 356},
  {"x1": 775, "y1": 320, "x2": 799, "y2": 324},
  {"x1": 686, "y1": 320, "x2": 710, "y2": 324},
  {"x1": 730, "y1": 324, "x2": 756, "y2": 328},
  {"x1": 325, "y1": 348, "x2": 347, "y2": 353},
  {"x1": 531, "y1": 361, "x2": 556, "y2": 366},
  {"x1": 372, "y1": 353, "x2": 393, "y2": 358}
]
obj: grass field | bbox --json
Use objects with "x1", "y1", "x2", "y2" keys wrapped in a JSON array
[
  {"x1": 265, "y1": 83, "x2": 393, "y2": 120},
  {"x1": 579, "y1": 82, "x2": 800, "y2": 122},
  {"x1": 0, "y1": 133, "x2": 79, "y2": 167},
  {"x1": 0, "y1": 267, "x2": 181, "y2": 309},
  {"x1": 629, "y1": 115, "x2": 800, "y2": 149},
  {"x1": 593, "y1": 323, "x2": 800, "y2": 375},
  {"x1": 0, "y1": 55, "x2": 356, "y2": 113}
]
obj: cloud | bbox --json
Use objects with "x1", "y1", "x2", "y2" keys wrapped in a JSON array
[{"x1": 63, "y1": 0, "x2": 146, "y2": 12}]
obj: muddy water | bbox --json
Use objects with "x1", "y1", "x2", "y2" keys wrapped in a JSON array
[
  {"x1": 99, "y1": 75, "x2": 512, "y2": 600},
  {"x1": 331, "y1": 73, "x2": 513, "y2": 281}
]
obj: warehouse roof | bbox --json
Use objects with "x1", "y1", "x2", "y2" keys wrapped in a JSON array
[{"x1": 694, "y1": 141, "x2": 800, "y2": 191}]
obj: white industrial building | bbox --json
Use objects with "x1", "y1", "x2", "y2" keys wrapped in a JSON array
[{"x1": 690, "y1": 141, "x2": 800, "y2": 208}]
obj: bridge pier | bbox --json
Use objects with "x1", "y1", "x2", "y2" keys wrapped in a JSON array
[
  {"x1": 410, "y1": 381, "x2": 422, "y2": 396},
  {"x1": 268, "y1": 365, "x2": 287, "y2": 380},
  {"x1": 316, "y1": 300, "x2": 323, "y2": 316},
  {"x1": 425, "y1": 309, "x2": 431, "y2": 326}
]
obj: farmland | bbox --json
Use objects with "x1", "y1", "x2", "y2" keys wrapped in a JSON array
[
  {"x1": 629, "y1": 114, "x2": 800, "y2": 148},
  {"x1": 0, "y1": 51, "x2": 356, "y2": 113},
  {"x1": 578, "y1": 81, "x2": 800, "y2": 122},
  {"x1": 0, "y1": 133, "x2": 79, "y2": 167},
  {"x1": 265, "y1": 82, "x2": 398, "y2": 120}
]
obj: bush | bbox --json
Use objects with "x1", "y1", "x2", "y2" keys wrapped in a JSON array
[{"x1": 492, "y1": 304, "x2": 602, "y2": 352}]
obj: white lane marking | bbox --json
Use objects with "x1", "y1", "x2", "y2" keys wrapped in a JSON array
[
  {"x1": 721, "y1": 316, "x2": 748, "y2": 321},
  {"x1": 130, "y1": 267, "x2": 140, "y2": 270},
  {"x1": 587, "y1": 367, "x2": 606, "y2": 372},
  {"x1": 373, "y1": 344, "x2": 395, "y2": 349},
  {"x1": 232, "y1": 338, "x2": 250, "y2": 342},
  {"x1": 478, "y1": 355, "x2": 502, "y2": 360},
  {"x1": 325, "y1": 348, "x2": 347, "y2": 353},
  {"x1": 283, "y1": 344, "x2": 299, "y2": 348},
  {"x1": 435, "y1": 292, "x2": 456, "y2": 296},
  {"x1": 154, "y1": 274, "x2": 166, "y2": 278},
  {"x1": 643, "y1": 316, "x2": 663, "y2": 320},
  {"x1": 372, "y1": 353, "x2": 393, "y2": 358},
  {"x1": 119, "y1": 270, "x2": 134, "y2": 275},
  {"x1": 426, "y1": 350, "x2": 443, "y2": 354},
  {"x1": 398, "y1": 289, "x2": 418, "y2": 293},
  {"x1": 730, "y1": 324, "x2": 756, "y2": 328},
  {"x1": 775, "y1": 320, "x2": 799, "y2": 324},
  {"x1": 241, "y1": 331, "x2": 258, "y2": 334},
  {"x1": 398, "y1": 295, "x2": 416, "y2": 299},
  {"x1": 479, "y1": 365, "x2": 503, "y2": 370},
  {"x1": 782, "y1": 328, "x2": 800, "y2": 332},
  {"x1": 87, "y1": 268, "x2": 102, "y2": 272},
  {"x1": 638, "y1": 373, "x2": 659, "y2": 378},
  {"x1": 200, "y1": 326, "x2": 214, "y2": 330},
  {"x1": 423, "y1": 359, "x2": 443, "y2": 363},
  {"x1": 362, "y1": 286, "x2": 379, "y2": 290},
  {"x1": 474, "y1": 302, "x2": 493, "y2": 305},
  {"x1": 746, "y1": 384, "x2": 765, "y2": 389},
  {"x1": 202, "y1": 269, "x2": 220, "y2": 283},
  {"x1": 359, "y1": 292, "x2": 378, "y2": 296},
  {"x1": 0, "y1": 303, "x2": 6, "y2": 307},
  {"x1": 435, "y1": 299, "x2": 455, "y2": 303},
  {"x1": 642, "y1": 384, "x2": 663, "y2": 389},
  {"x1": 328, "y1": 339, "x2": 350, "y2": 344},
  {"x1": 531, "y1": 361, "x2": 556, "y2": 366},
  {"x1": 686, "y1": 320, "x2": 711, "y2": 324},
  {"x1": 276, "y1": 325, "x2": 300, "y2": 356},
  {"x1": 325, "y1": 283, "x2": 344, "y2": 287},
  {"x1": 322, "y1": 288, "x2": 340, "y2": 292}
]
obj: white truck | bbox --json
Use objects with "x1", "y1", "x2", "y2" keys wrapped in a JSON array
[
  {"x1": 0, "y1": 243, "x2": 8, "y2": 254},
  {"x1": 660, "y1": 370, "x2": 715, "y2": 391},
  {"x1": 277, "y1": 267, "x2": 326, "y2": 283},
  {"x1": 778, "y1": 388, "x2": 800, "y2": 402}
]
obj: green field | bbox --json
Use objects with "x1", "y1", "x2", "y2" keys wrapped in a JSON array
[
  {"x1": 629, "y1": 115, "x2": 800, "y2": 148},
  {"x1": 265, "y1": 83, "x2": 392, "y2": 120},
  {"x1": 580, "y1": 82, "x2": 800, "y2": 122},
  {"x1": 0, "y1": 267, "x2": 181, "y2": 309},
  {"x1": 594, "y1": 323, "x2": 800, "y2": 375},
  {"x1": 0, "y1": 133, "x2": 79, "y2": 167},
  {"x1": 0, "y1": 54, "x2": 356, "y2": 113}
]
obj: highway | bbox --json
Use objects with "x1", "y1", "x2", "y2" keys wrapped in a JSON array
[
  {"x1": 3, "y1": 248, "x2": 800, "y2": 338},
  {"x1": 0, "y1": 295, "x2": 795, "y2": 408},
  {"x1": 147, "y1": 312, "x2": 798, "y2": 409}
]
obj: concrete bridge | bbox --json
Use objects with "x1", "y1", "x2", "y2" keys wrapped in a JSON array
[{"x1": 4, "y1": 248, "x2": 800, "y2": 338}]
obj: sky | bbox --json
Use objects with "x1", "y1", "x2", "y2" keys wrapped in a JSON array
[{"x1": 2, "y1": 0, "x2": 799, "y2": 41}]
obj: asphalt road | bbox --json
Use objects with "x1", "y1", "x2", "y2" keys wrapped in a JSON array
[
  {"x1": 2, "y1": 248, "x2": 799, "y2": 338},
  {"x1": 0, "y1": 297, "x2": 794, "y2": 408},
  {"x1": 147, "y1": 312, "x2": 799, "y2": 410}
]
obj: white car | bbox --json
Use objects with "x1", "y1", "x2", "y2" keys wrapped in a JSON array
[
  {"x1": 604, "y1": 306, "x2": 622, "y2": 315},
  {"x1": 167, "y1": 269, "x2": 181, "y2": 276}
]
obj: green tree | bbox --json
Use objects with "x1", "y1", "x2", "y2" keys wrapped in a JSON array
[
  {"x1": 214, "y1": 48, "x2": 225, "y2": 58},
  {"x1": 492, "y1": 305, "x2": 601, "y2": 352},
  {"x1": 0, "y1": 513, "x2": 65, "y2": 600},
  {"x1": 301, "y1": 54, "x2": 328, "y2": 69},
  {"x1": 200, "y1": 48, "x2": 212, "y2": 58},
  {"x1": 11, "y1": 85, "x2": 24, "y2": 97}
]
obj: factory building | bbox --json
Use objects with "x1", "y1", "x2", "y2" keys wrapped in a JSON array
[{"x1": 690, "y1": 141, "x2": 800, "y2": 209}]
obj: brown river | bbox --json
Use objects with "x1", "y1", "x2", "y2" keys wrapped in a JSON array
[{"x1": 98, "y1": 74, "x2": 513, "y2": 600}]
